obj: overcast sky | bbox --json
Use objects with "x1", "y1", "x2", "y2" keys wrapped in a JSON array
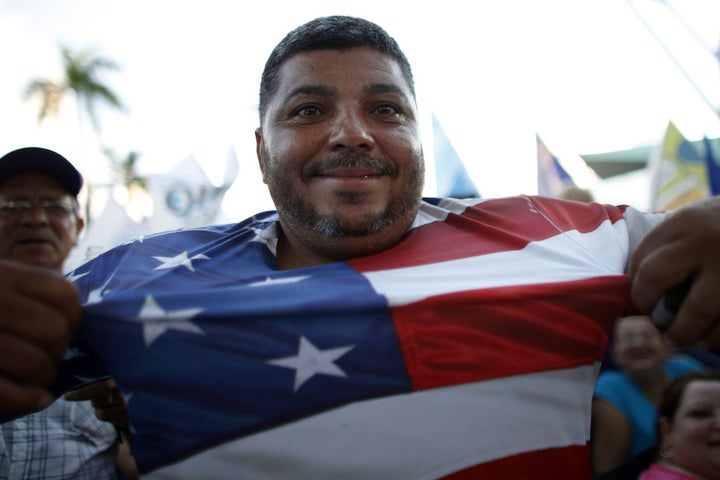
[{"x1": 1, "y1": 0, "x2": 719, "y2": 218}]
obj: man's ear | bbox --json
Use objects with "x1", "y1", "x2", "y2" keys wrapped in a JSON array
[
  {"x1": 75, "y1": 216, "x2": 85, "y2": 241},
  {"x1": 255, "y1": 128, "x2": 268, "y2": 184}
]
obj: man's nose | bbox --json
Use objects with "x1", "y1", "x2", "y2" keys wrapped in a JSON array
[
  {"x1": 328, "y1": 107, "x2": 375, "y2": 152},
  {"x1": 20, "y1": 204, "x2": 50, "y2": 225}
]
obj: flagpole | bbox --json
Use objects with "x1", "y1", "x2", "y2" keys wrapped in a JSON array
[
  {"x1": 657, "y1": 0, "x2": 720, "y2": 61},
  {"x1": 626, "y1": 0, "x2": 720, "y2": 122}
]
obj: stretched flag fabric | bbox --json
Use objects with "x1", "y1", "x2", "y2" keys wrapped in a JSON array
[
  {"x1": 433, "y1": 114, "x2": 480, "y2": 198},
  {"x1": 650, "y1": 122, "x2": 709, "y2": 211},
  {"x1": 55, "y1": 196, "x2": 665, "y2": 479},
  {"x1": 703, "y1": 136, "x2": 720, "y2": 196},
  {"x1": 536, "y1": 134, "x2": 575, "y2": 197}
]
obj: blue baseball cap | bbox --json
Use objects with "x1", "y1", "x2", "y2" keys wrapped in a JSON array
[{"x1": 0, "y1": 147, "x2": 83, "y2": 197}]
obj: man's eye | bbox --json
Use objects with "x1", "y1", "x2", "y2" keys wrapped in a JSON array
[
  {"x1": 294, "y1": 105, "x2": 321, "y2": 117},
  {"x1": 0, "y1": 203, "x2": 29, "y2": 214},
  {"x1": 374, "y1": 104, "x2": 400, "y2": 116},
  {"x1": 44, "y1": 204, "x2": 72, "y2": 216}
]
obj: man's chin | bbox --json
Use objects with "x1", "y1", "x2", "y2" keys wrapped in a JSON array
[
  {"x1": 11, "y1": 247, "x2": 59, "y2": 269},
  {"x1": 311, "y1": 211, "x2": 392, "y2": 238}
]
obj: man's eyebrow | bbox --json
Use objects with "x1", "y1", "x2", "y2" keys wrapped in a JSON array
[
  {"x1": 286, "y1": 84, "x2": 336, "y2": 99},
  {"x1": 364, "y1": 83, "x2": 407, "y2": 97}
]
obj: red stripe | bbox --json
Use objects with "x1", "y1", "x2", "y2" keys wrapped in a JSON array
[
  {"x1": 392, "y1": 277, "x2": 630, "y2": 390},
  {"x1": 440, "y1": 444, "x2": 592, "y2": 479},
  {"x1": 349, "y1": 196, "x2": 628, "y2": 272}
]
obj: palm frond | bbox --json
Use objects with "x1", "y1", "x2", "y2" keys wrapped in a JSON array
[{"x1": 24, "y1": 79, "x2": 66, "y2": 124}]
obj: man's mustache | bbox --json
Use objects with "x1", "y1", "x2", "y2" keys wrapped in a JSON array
[
  {"x1": 303, "y1": 153, "x2": 398, "y2": 180},
  {"x1": 11, "y1": 229, "x2": 57, "y2": 246}
]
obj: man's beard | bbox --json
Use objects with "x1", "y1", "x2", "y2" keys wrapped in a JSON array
[{"x1": 263, "y1": 148, "x2": 424, "y2": 239}]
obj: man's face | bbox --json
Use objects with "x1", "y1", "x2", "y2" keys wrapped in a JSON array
[
  {"x1": 0, "y1": 171, "x2": 84, "y2": 271},
  {"x1": 256, "y1": 47, "x2": 424, "y2": 268}
]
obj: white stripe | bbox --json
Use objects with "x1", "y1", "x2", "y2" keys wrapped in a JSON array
[
  {"x1": 364, "y1": 219, "x2": 629, "y2": 306},
  {"x1": 410, "y1": 198, "x2": 485, "y2": 229},
  {"x1": 146, "y1": 365, "x2": 596, "y2": 480}
]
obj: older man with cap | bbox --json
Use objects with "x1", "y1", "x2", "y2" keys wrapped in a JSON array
[{"x1": 0, "y1": 146, "x2": 127, "y2": 479}]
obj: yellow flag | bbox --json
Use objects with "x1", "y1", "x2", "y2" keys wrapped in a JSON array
[{"x1": 650, "y1": 122, "x2": 708, "y2": 211}]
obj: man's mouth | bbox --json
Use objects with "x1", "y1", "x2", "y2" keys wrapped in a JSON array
[
  {"x1": 317, "y1": 168, "x2": 384, "y2": 179},
  {"x1": 13, "y1": 232, "x2": 54, "y2": 248}
]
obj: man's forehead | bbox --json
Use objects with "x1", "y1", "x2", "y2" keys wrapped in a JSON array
[
  {"x1": 0, "y1": 171, "x2": 72, "y2": 194},
  {"x1": 277, "y1": 48, "x2": 409, "y2": 91}
]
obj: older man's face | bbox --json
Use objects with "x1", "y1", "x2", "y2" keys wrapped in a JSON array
[{"x1": 0, "y1": 172, "x2": 83, "y2": 271}]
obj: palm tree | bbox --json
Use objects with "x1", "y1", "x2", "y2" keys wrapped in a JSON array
[
  {"x1": 104, "y1": 148, "x2": 147, "y2": 192},
  {"x1": 25, "y1": 45, "x2": 126, "y2": 226},
  {"x1": 104, "y1": 148, "x2": 151, "y2": 222},
  {"x1": 25, "y1": 45, "x2": 124, "y2": 131}
]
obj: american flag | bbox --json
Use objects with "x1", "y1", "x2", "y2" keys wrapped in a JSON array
[{"x1": 63, "y1": 196, "x2": 662, "y2": 479}]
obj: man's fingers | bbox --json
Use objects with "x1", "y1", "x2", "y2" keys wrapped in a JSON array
[
  {"x1": 64, "y1": 379, "x2": 114, "y2": 401},
  {"x1": 94, "y1": 405, "x2": 129, "y2": 428},
  {"x1": 0, "y1": 377, "x2": 53, "y2": 416},
  {"x1": 0, "y1": 262, "x2": 82, "y2": 416},
  {"x1": 65, "y1": 379, "x2": 130, "y2": 428},
  {"x1": 662, "y1": 271, "x2": 720, "y2": 348},
  {"x1": 0, "y1": 262, "x2": 82, "y2": 362},
  {"x1": 0, "y1": 332, "x2": 59, "y2": 386},
  {"x1": 630, "y1": 199, "x2": 720, "y2": 316},
  {"x1": 0, "y1": 260, "x2": 82, "y2": 330},
  {"x1": 630, "y1": 253, "x2": 687, "y2": 314}
]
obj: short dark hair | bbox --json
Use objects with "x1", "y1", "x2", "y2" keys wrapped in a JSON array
[
  {"x1": 658, "y1": 369, "x2": 720, "y2": 424},
  {"x1": 258, "y1": 15, "x2": 415, "y2": 122}
]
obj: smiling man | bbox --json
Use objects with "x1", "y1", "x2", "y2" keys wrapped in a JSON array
[
  {"x1": 2, "y1": 16, "x2": 720, "y2": 480},
  {"x1": 256, "y1": 46, "x2": 424, "y2": 268}
]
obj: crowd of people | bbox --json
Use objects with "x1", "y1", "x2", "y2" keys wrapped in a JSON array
[
  {"x1": 1, "y1": 14, "x2": 720, "y2": 479},
  {"x1": 592, "y1": 315, "x2": 711, "y2": 479}
]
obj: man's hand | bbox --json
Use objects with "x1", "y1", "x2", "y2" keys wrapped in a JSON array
[
  {"x1": 0, "y1": 260, "x2": 81, "y2": 415},
  {"x1": 65, "y1": 379, "x2": 129, "y2": 429},
  {"x1": 629, "y1": 197, "x2": 720, "y2": 348}
]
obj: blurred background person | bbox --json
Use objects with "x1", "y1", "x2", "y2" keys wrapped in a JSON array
[
  {"x1": 639, "y1": 370, "x2": 720, "y2": 480},
  {"x1": 591, "y1": 314, "x2": 706, "y2": 478},
  {"x1": 558, "y1": 185, "x2": 595, "y2": 203}
]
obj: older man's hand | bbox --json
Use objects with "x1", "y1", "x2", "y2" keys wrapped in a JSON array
[{"x1": 0, "y1": 260, "x2": 81, "y2": 415}]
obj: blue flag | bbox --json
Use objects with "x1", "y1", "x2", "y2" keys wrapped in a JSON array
[
  {"x1": 433, "y1": 114, "x2": 480, "y2": 198},
  {"x1": 536, "y1": 134, "x2": 575, "y2": 197},
  {"x1": 703, "y1": 136, "x2": 720, "y2": 196}
]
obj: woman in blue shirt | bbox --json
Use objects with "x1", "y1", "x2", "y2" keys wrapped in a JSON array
[{"x1": 591, "y1": 314, "x2": 705, "y2": 477}]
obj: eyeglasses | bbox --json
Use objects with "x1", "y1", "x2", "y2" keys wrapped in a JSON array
[
  {"x1": 615, "y1": 331, "x2": 662, "y2": 345},
  {"x1": 0, "y1": 198, "x2": 77, "y2": 219}
]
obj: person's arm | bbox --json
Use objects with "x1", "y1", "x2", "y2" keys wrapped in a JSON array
[
  {"x1": 65, "y1": 380, "x2": 138, "y2": 479},
  {"x1": 0, "y1": 260, "x2": 81, "y2": 416},
  {"x1": 629, "y1": 197, "x2": 720, "y2": 349},
  {"x1": 64, "y1": 379, "x2": 129, "y2": 428},
  {"x1": 590, "y1": 398, "x2": 633, "y2": 476}
]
